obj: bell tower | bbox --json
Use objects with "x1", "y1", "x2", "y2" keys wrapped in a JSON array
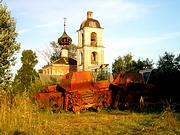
[{"x1": 77, "y1": 11, "x2": 104, "y2": 71}]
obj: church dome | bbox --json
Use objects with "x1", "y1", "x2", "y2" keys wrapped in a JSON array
[
  {"x1": 58, "y1": 31, "x2": 72, "y2": 46},
  {"x1": 80, "y1": 11, "x2": 101, "y2": 29}
]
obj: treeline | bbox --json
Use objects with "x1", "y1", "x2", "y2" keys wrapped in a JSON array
[
  {"x1": 112, "y1": 52, "x2": 180, "y2": 103},
  {"x1": 112, "y1": 52, "x2": 180, "y2": 76}
]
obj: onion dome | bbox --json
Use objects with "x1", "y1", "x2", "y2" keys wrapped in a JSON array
[
  {"x1": 58, "y1": 31, "x2": 72, "y2": 46},
  {"x1": 79, "y1": 11, "x2": 101, "y2": 29},
  {"x1": 58, "y1": 18, "x2": 72, "y2": 46}
]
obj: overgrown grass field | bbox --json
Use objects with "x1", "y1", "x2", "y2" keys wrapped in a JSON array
[{"x1": 0, "y1": 93, "x2": 180, "y2": 135}]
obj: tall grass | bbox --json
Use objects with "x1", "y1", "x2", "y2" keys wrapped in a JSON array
[
  {"x1": 0, "y1": 91, "x2": 179, "y2": 135},
  {"x1": 0, "y1": 92, "x2": 42, "y2": 134}
]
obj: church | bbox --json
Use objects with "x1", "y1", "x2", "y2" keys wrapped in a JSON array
[{"x1": 40, "y1": 11, "x2": 108, "y2": 83}]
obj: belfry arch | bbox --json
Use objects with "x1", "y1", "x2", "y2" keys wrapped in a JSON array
[{"x1": 91, "y1": 32, "x2": 97, "y2": 47}]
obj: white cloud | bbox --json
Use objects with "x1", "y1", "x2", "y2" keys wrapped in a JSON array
[{"x1": 105, "y1": 32, "x2": 180, "y2": 48}]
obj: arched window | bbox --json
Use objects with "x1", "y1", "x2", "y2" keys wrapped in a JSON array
[
  {"x1": 91, "y1": 32, "x2": 97, "y2": 46},
  {"x1": 91, "y1": 52, "x2": 98, "y2": 64}
]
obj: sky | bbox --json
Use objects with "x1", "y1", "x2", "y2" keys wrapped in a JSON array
[{"x1": 3, "y1": 0, "x2": 180, "y2": 74}]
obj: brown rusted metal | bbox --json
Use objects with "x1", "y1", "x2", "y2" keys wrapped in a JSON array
[
  {"x1": 109, "y1": 72, "x2": 145, "y2": 110},
  {"x1": 33, "y1": 70, "x2": 111, "y2": 113},
  {"x1": 33, "y1": 85, "x2": 64, "y2": 113}
]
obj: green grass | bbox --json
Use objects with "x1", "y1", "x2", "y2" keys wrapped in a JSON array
[{"x1": 0, "y1": 92, "x2": 180, "y2": 135}]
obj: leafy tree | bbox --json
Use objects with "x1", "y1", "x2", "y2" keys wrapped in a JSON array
[
  {"x1": 131, "y1": 58, "x2": 154, "y2": 72},
  {"x1": 112, "y1": 53, "x2": 154, "y2": 76},
  {"x1": 156, "y1": 52, "x2": 180, "y2": 96},
  {"x1": 0, "y1": 3, "x2": 20, "y2": 89},
  {"x1": 142, "y1": 58, "x2": 154, "y2": 69},
  {"x1": 13, "y1": 50, "x2": 39, "y2": 93},
  {"x1": 112, "y1": 53, "x2": 133, "y2": 76},
  {"x1": 157, "y1": 52, "x2": 180, "y2": 73}
]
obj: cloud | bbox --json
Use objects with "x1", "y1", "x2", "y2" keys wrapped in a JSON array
[{"x1": 105, "y1": 32, "x2": 180, "y2": 48}]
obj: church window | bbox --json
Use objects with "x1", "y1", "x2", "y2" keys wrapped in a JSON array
[
  {"x1": 91, "y1": 32, "x2": 97, "y2": 46},
  {"x1": 91, "y1": 52, "x2": 98, "y2": 64}
]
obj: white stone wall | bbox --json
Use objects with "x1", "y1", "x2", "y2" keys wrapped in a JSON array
[{"x1": 77, "y1": 26, "x2": 104, "y2": 71}]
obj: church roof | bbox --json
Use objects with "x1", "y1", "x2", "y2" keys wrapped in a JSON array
[
  {"x1": 58, "y1": 18, "x2": 72, "y2": 46},
  {"x1": 52, "y1": 57, "x2": 77, "y2": 65},
  {"x1": 58, "y1": 31, "x2": 72, "y2": 46},
  {"x1": 42, "y1": 57, "x2": 77, "y2": 69},
  {"x1": 80, "y1": 19, "x2": 101, "y2": 29},
  {"x1": 79, "y1": 11, "x2": 102, "y2": 30}
]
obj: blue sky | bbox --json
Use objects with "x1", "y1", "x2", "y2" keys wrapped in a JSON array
[{"x1": 4, "y1": 0, "x2": 180, "y2": 73}]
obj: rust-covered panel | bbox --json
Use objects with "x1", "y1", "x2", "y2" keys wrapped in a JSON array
[
  {"x1": 33, "y1": 91, "x2": 64, "y2": 112},
  {"x1": 110, "y1": 72, "x2": 145, "y2": 109},
  {"x1": 60, "y1": 71, "x2": 94, "y2": 91}
]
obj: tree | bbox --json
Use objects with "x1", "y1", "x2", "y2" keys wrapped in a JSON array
[
  {"x1": 38, "y1": 41, "x2": 77, "y2": 64},
  {"x1": 157, "y1": 52, "x2": 180, "y2": 73},
  {"x1": 131, "y1": 58, "x2": 154, "y2": 72},
  {"x1": 50, "y1": 42, "x2": 77, "y2": 62},
  {"x1": 112, "y1": 53, "x2": 133, "y2": 76},
  {"x1": 112, "y1": 53, "x2": 154, "y2": 76},
  {"x1": 156, "y1": 52, "x2": 180, "y2": 95},
  {"x1": 13, "y1": 50, "x2": 39, "y2": 93},
  {"x1": 0, "y1": 3, "x2": 20, "y2": 88},
  {"x1": 49, "y1": 41, "x2": 62, "y2": 62}
]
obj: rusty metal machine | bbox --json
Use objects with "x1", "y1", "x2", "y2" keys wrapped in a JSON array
[
  {"x1": 33, "y1": 84, "x2": 65, "y2": 113},
  {"x1": 33, "y1": 66, "x2": 111, "y2": 113},
  {"x1": 109, "y1": 70, "x2": 180, "y2": 111},
  {"x1": 109, "y1": 72, "x2": 145, "y2": 110}
]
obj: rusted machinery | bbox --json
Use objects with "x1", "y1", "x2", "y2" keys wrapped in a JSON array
[
  {"x1": 139, "y1": 69, "x2": 180, "y2": 111},
  {"x1": 33, "y1": 84, "x2": 65, "y2": 113},
  {"x1": 33, "y1": 67, "x2": 111, "y2": 113},
  {"x1": 109, "y1": 72, "x2": 145, "y2": 110},
  {"x1": 109, "y1": 69, "x2": 180, "y2": 111},
  {"x1": 35, "y1": 68, "x2": 172, "y2": 113}
]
